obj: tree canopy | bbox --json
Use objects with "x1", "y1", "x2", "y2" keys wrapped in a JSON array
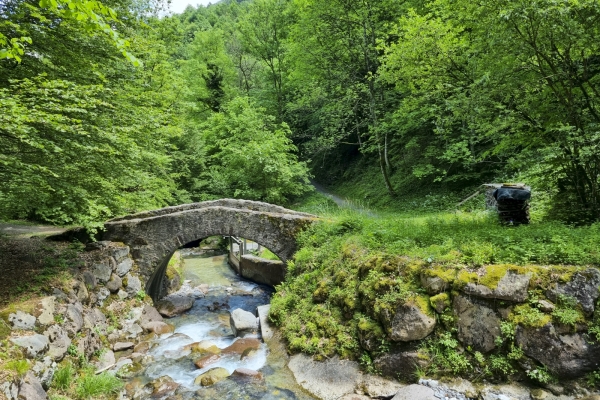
[{"x1": 2, "y1": 0, "x2": 600, "y2": 226}]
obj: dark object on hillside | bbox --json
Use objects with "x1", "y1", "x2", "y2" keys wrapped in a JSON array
[{"x1": 492, "y1": 184, "x2": 531, "y2": 225}]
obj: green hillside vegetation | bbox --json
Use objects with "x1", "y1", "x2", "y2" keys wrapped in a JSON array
[
  {"x1": 2, "y1": 0, "x2": 600, "y2": 388},
  {"x1": 274, "y1": 193, "x2": 600, "y2": 383}
]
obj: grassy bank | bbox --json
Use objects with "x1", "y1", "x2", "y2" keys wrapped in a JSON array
[{"x1": 276, "y1": 191, "x2": 600, "y2": 384}]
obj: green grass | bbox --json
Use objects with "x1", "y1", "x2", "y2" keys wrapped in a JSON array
[
  {"x1": 52, "y1": 362, "x2": 74, "y2": 391},
  {"x1": 273, "y1": 191, "x2": 600, "y2": 378},
  {"x1": 75, "y1": 371, "x2": 122, "y2": 399}
]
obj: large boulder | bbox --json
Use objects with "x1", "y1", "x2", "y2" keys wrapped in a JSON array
[
  {"x1": 124, "y1": 273, "x2": 142, "y2": 297},
  {"x1": 10, "y1": 334, "x2": 49, "y2": 358},
  {"x1": 392, "y1": 385, "x2": 435, "y2": 400},
  {"x1": 155, "y1": 294, "x2": 194, "y2": 317},
  {"x1": 91, "y1": 262, "x2": 111, "y2": 283},
  {"x1": 229, "y1": 308, "x2": 258, "y2": 337},
  {"x1": 35, "y1": 297, "x2": 55, "y2": 326},
  {"x1": 453, "y1": 295, "x2": 500, "y2": 353},
  {"x1": 383, "y1": 303, "x2": 436, "y2": 342},
  {"x1": 115, "y1": 258, "x2": 133, "y2": 277},
  {"x1": 463, "y1": 270, "x2": 531, "y2": 302},
  {"x1": 64, "y1": 303, "x2": 84, "y2": 337},
  {"x1": 105, "y1": 274, "x2": 122, "y2": 293},
  {"x1": 373, "y1": 347, "x2": 429, "y2": 380},
  {"x1": 8, "y1": 311, "x2": 36, "y2": 331},
  {"x1": 140, "y1": 305, "x2": 163, "y2": 325},
  {"x1": 43, "y1": 325, "x2": 71, "y2": 361},
  {"x1": 288, "y1": 354, "x2": 363, "y2": 400},
  {"x1": 146, "y1": 375, "x2": 179, "y2": 398},
  {"x1": 515, "y1": 323, "x2": 600, "y2": 378},
  {"x1": 546, "y1": 268, "x2": 600, "y2": 316},
  {"x1": 221, "y1": 338, "x2": 261, "y2": 355}
]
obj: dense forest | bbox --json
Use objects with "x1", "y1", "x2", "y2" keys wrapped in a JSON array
[{"x1": 1, "y1": 0, "x2": 600, "y2": 227}]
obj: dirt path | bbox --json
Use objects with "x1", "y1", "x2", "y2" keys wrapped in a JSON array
[
  {"x1": 0, "y1": 222, "x2": 67, "y2": 238},
  {"x1": 311, "y1": 180, "x2": 377, "y2": 216}
]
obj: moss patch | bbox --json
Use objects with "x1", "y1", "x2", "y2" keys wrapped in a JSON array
[{"x1": 509, "y1": 304, "x2": 552, "y2": 328}]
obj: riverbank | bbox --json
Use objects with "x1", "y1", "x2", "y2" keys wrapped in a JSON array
[{"x1": 279, "y1": 189, "x2": 600, "y2": 396}]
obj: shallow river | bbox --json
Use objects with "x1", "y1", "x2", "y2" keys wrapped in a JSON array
[{"x1": 128, "y1": 250, "x2": 316, "y2": 399}]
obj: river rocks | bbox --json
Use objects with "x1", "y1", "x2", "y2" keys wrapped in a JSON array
[
  {"x1": 95, "y1": 349, "x2": 116, "y2": 372},
  {"x1": 141, "y1": 321, "x2": 174, "y2": 335},
  {"x1": 442, "y1": 378, "x2": 478, "y2": 399},
  {"x1": 43, "y1": 325, "x2": 70, "y2": 361},
  {"x1": 113, "y1": 341, "x2": 135, "y2": 352},
  {"x1": 190, "y1": 340, "x2": 221, "y2": 354},
  {"x1": 453, "y1": 295, "x2": 500, "y2": 353},
  {"x1": 232, "y1": 368, "x2": 263, "y2": 379},
  {"x1": 384, "y1": 303, "x2": 436, "y2": 342},
  {"x1": 11, "y1": 334, "x2": 49, "y2": 358},
  {"x1": 479, "y1": 384, "x2": 531, "y2": 400},
  {"x1": 392, "y1": 384, "x2": 435, "y2": 400},
  {"x1": 148, "y1": 375, "x2": 179, "y2": 398},
  {"x1": 156, "y1": 294, "x2": 194, "y2": 317},
  {"x1": 288, "y1": 354, "x2": 363, "y2": 400},
  {"x1": 361, "y1": 375, "x2": 405, "y2": 398},
  {"x1": 35, "y1": 297, "x2": 55, "y2": 326},
  {"x1": 116, "y1": 258, "x2": 133, "y2": 277},
  {"x1": 257, "y1": 305, "x2": 273, "y2": 341},
  {"x1": 374, "y1": 348, "x2": 428, "y2": 380},
  {"x1": 194, "y1": 354, "x2": 220, "y2": 369},
  {"x1": 515, "y1": 323, "x2": 600, "y2": 377},
  {"x1": 463, "y1": 270, "x2": 531, "y2": 302},
  {"x1": 229, "y1": 308, "x2": 258, "y2": 336},
  {"x1": 194, "y1": 367, "x2": 230, "y2": 386},
  {"x1": 83, "y1": 308, "x2": 107, "y2": 332},
  {"x1": 140, "y1": 305, "x2": 163, "y2": 325},
  {"x1": 9, "y1": 311, "x2": 36, "y2": 330},
  {"x1": 91, "y1": 262, "x2": 112, "y2": 283},
  {"x1": 547, "y1": 268, "x2": 600, "y2": 316},
  {"x1": 222, "y1": 338, "x2": 261, "y2": 355},
  {"x1": 106, "y1": 274, "x2": 122, "y2": 293},
  {"x1": 18, "y1": 371, "x2": 48, "y2": 400}
]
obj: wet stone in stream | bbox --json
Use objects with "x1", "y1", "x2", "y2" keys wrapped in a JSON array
[{"x1": 125, "y1": 249, "x2": 317, "y2": 400}]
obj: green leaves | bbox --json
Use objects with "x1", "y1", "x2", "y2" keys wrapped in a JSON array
[{"x1": 192, "y1": 96, "x2": 312, "y2": 204}]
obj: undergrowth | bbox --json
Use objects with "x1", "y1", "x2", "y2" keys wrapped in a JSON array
[{"x1": 274, "y1": 195, "x2": 600, "y2": 381}]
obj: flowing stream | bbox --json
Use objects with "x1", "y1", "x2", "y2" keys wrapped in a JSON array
[{"x1": 127, "y1": 249, "x2": 316, "y2": 399}]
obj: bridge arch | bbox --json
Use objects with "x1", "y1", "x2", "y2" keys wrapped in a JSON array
[{"x1": 100, "y1": 199, "x2": 317, "y2": 301}]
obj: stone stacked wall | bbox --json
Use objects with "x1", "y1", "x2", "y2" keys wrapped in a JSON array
[
  {"x1": 0, "y1": 242, "x2": 169, "y2": 400},
  {"x1": 374, "y1": 263, "x2": 600, "y2": 384}
]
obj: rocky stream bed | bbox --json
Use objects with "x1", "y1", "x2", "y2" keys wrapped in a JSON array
[{"x1": 1, "y1": 240, "x2": 600, "y2": 400}]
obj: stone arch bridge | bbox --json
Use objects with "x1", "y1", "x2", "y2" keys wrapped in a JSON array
[{"x1": 100, "y1": 199, "x2": 317, "y2": 301}]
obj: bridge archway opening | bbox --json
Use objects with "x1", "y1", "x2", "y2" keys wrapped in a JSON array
[{"x1": 147, "y1": 234, "x2": 286, "y2": 302}]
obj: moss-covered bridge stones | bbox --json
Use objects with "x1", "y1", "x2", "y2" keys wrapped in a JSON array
[{"x1": 100, "y1": 199, "x2": 317, "y2": 301}]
